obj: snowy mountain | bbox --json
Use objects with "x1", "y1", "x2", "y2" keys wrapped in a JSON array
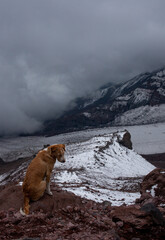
[
  {"x1": 43, "y1": 67, "x2": 165, "y2": 135},
  {"x1": 0, "y1": 130, "x2": 155, "y2": 206}
]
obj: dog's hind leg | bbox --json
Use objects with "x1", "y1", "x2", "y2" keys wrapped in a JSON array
[{"x1": 31, "y1": 180, "x2": 46, "y2": 201}]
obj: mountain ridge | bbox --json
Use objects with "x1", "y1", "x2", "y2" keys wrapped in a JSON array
[{"x1": 42, "y1": 67, "x2": 165, "y2": 136}]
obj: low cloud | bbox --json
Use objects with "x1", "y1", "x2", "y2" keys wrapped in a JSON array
[{"x1": 0, "y1": 0, "x2": 165, "y2": 135}]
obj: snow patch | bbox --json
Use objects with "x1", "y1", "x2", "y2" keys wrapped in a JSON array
[
  {"x1": 116, "y1": 94, "x2": 131, "y2": 101},
  {"x1": 55, "y1": 171, "x2": 82, "y2": 184},
  {"x1": 156, "y1": 70, "x2": 165, "y2": 77},
  {"x1": 158, "y1": 88, "x2": 165, "y2": 96},
  {"x1": 150, "y1": 184, "x2": 158, "y2": 197},
  {"x1": 132, "y1": 88, "x2": 152, "y2": 104},
  {"x1": 83, "y1": 112, "x2": 91, "y2": 118},
  {"x1": 62, "y1": 186, "x2": 140, "y2": 206}
]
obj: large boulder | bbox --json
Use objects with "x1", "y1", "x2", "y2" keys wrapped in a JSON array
[
  {"x1": 136, "y1": 168, "x2": 165, "y2": 206},
  {"x1": 111, "y1": 204, "x2": 165, "y2": 240}
]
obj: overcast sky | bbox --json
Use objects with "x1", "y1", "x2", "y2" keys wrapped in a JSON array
[{"x1": 0, "y1": 0, "x2": 165, "y2": 136}]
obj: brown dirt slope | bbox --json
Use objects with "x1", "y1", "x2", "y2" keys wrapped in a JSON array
[{"x1": 0, "y1": 178, "x2": 164, "y2": 240}]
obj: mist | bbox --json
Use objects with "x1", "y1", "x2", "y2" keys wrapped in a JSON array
[{"x1": 0, "y1": 0, "x2": 165, "y2": 135}]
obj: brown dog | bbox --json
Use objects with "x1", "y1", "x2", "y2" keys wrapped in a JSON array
[{"x1": 20, "y1": 144, "x2": 66, "y2": 215}]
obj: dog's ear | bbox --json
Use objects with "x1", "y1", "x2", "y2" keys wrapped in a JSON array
[{"x1": 47, "y1": 146, "x2": 52, "y2": 155}]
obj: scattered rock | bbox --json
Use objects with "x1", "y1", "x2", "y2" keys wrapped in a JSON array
[
  {"x1": 102, "y1": 200, "x2": 112, "y2": 209},
  {"x1": 141, "y1": 203, "x2": 165, "y2": 226}
]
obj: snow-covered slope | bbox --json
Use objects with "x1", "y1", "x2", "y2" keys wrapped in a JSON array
[
  {"x1": 113, "y1": 104, "x2": 165, "y2": 126},
  {"x1": 52, "y1": 131, "x2": 155, "y2": 205}
]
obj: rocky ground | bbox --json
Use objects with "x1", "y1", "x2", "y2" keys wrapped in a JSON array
[{"x1": 0, "y1": 167, "x2": 164, "y2": 240}]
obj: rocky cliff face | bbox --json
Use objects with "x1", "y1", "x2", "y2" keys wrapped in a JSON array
[{"x1": 42, "y1": 67, "x2": 165, "y2": 136}]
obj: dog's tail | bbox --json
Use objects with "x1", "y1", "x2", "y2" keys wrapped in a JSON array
[{"x1": 20, "y1": 195, "x2": 30, "y2": 215}]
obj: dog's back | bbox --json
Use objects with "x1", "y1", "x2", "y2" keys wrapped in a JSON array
[{"x1": 23, "y1": 151, "x2": 49, "y2": 193}]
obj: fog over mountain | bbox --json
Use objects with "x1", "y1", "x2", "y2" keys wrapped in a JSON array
[{"x1": 0, "y1": 0, "x2": 165, "y2": 135}]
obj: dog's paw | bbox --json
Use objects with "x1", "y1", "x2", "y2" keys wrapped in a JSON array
[{"x1": 46, "y1": 190, "x2": 53, "y2": 196}]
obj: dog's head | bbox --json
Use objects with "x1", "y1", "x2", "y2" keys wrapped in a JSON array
[{"x1": 48, "y1": 144, "x2": 66, "y2": 163}]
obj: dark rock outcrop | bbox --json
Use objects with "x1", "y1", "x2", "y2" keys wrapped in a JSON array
[{"x1": 117, "y1": 130, "x2": 133, "y2": 150}]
